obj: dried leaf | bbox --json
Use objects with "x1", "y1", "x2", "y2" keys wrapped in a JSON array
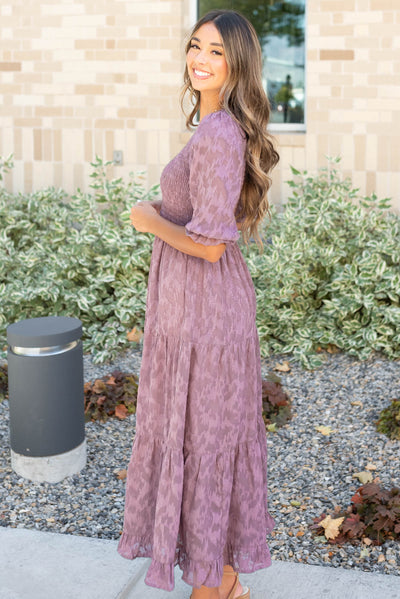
[
  {"x1": 319, "y1": 515, "x2": 345, "y2": 540},
  {"x1": 114, "y1": 404, "x2": 128, "y2": 420},
  {"x1": 326, "y1": 344, "x2": 340, "y2": 354},
  {"x1": 362, "y1": 537, "x2": 373, "y2": 546},
  {"x1": 92, "y1": 379, "x2": 107, "y2": 393},
  {"x1": 353, "y1": 471, "x2": 373, "y2": 484},
  {"x1": 116, "y1": 469, "x2": 127, "y2": 480},
  {"x1": 315, "y1": 425, "x2": 334, "y2": 436},
  {"x1": 96, "y1": 395, "x2": 106, "y2": 407},
  {"x1": 377, "y1": 554, "x2": 386, "y2": 563},
  {"x1": 127, "y1": 327, "x2": 143, "y2": 343},
  {"x1": 267, "y1": 423, "x2": 277, "y2": 433},
  {"x1": 274, "y1": 361, "x2": 291, "y2": 373},
  {"x1": 351, "y1": 400, "x2": 363, "y2": 407}
]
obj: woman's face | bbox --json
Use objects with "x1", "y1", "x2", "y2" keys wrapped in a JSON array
[{"x1": 186, "y1": 22, "x2": 228, "y2": 100}]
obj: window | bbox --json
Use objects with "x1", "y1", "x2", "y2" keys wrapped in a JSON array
[{"x1": 197, "y1": 1, "x2": 306, "y2": 131}]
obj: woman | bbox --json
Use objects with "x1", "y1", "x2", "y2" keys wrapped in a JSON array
[{"x1": 118, "y1": 9, "x2": 279, "y2": 599}]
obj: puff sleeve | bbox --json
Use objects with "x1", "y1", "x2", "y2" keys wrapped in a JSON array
[{"x1": 185, "y1": 112, "x2": 246, "y2": 246}]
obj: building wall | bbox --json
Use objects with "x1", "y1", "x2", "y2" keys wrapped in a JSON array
[
  {"x1": 271, "y1": 0, "x2": 400, "y2": 210},
  {"x1": 0, "y1": 0, "x2": 190, "y2": 193},
  {"x1": 0, "y1": 0, "x2": 399, "y2": 211}
]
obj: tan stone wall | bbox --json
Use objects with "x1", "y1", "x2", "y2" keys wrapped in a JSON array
[
  {"x1": 271, "y1": 0, "x2": 400, "y2": 211},
  {"x1": 1, "y1": 0, "x2": 399, "y2": 212},
  {"x1": 0, "y1": 0, "x2": 189, "y2": 193}
]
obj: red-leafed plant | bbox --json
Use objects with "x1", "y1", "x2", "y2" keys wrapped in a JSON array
[
  {"x1": 1, "y1": 362, "x2": 291, "y2": 430},
  {"x1": 376, "y1": 399, "x2": 400, "y2": 441},
  {"x1": 84, "y1": 369, "x2": 138, "y2": 422},
  {"x1": 262, "y1": 373, "x2": 292, "y2": 429},
  {"x1": 0, "y1": 364, "x2": 7, "y2": 402},
  {"x1": 311, "y1": 482, "x2": 400, "y2": 545}
]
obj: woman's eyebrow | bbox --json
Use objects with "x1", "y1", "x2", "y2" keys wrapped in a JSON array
[{"x1": 191, "y1": 36, "x2": 223, "y2": 47}]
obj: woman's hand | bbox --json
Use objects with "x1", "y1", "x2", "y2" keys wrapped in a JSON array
[
  {"x1": 130, "y1": 202, "x2": 159, "y2": 233},
  {"x1": 149, "y1": 199, "x2": 162, "y2": 214}
]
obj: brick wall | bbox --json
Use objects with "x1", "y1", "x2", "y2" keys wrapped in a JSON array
[
  {"x1": 0, "y1": 0, "x2": 189, "y2": 193},
  {"x1": 0, "y1": 0, "x2": 399, "y2": 211},
  {"x1": 271, "y1": 0, "x2": 400, "y2": 211}
]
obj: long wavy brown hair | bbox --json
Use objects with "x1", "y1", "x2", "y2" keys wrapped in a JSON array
[{"x1": 181, "y1": 9, "x2": 279, "y2": 248}]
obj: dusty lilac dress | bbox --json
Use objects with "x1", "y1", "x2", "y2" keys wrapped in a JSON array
[{"x1": 117, "y1": 110, "x2": 274, "y2": 591}]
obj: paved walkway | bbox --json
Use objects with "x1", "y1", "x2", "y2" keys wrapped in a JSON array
[{"x1": 0, "y1": 528, "x2": 398, "y2": 599}]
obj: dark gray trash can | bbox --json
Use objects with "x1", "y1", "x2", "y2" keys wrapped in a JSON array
[{"x1": 7, "y1": 316, "x2": 86, "y2": 483}]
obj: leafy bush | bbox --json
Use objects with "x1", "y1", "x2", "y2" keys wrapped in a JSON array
[
  {"x1": 311, "y1": 482, "x2": 400, "y2": 545},
  {"x1": 376, "y1": 400, "x2": 400, "y2": 441},
  {"x1": 2, "y1": 155, "x2": 400, "y2": 368},
  {"x1": 0, "y1": 156, "x2": 159, "y2": 363},
  {"x1": 244, "y1": 158, "x2": 400, "y2": 368}
]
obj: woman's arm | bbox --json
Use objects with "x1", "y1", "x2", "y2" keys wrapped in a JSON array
[{"x1": 130, "y1": 202, "x2": 226, "y2": 263}]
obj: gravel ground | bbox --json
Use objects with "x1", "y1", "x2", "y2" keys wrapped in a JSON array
[{"x1": 0, "y1": 348, "x2": 399, "y2": 577}]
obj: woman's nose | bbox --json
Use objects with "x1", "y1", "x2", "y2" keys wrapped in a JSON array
[{"x1": 196, "y1": 50, "x2": 207, "y2": 64}]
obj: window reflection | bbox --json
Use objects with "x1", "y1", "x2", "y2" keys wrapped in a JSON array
[{"x1": 197, "y1": 1, "x2": 306, "y2": 127}]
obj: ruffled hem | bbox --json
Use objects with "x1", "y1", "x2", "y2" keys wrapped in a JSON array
[
  {"x1": 117, "y1": 430, "x2": 274, "y2": 591},
  {"x1": 117, "y1": 533, "x2": 272, "y2": 591},
  {"x1": 177, "y1": 539, "x2": 272, "y2": 590}
]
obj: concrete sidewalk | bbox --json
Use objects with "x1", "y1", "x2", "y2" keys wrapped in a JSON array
[{"x1": 0, "y1": 528, "x2": 398, "y2": 599}]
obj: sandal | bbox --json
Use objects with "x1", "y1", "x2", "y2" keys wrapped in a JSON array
[
  {"x1": 222, "y1": 571, "x2": 250, "y2": 599},
  {"x1": 189, "y1": 570, "x2": 250, "y2": 599}
]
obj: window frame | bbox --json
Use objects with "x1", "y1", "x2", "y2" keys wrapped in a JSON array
[{"x1": 191, "y1": 0, "x2": 307, "y2": 133}]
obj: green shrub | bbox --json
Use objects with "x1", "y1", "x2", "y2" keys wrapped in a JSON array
[
  {"x1": 2, "y1": 155, "x2": 400, "y2": 368},
  {"x1": 0, "y1": 155, "x2": 159, "y2": 363},
  {"x1": 244, "y1": 158, "x2": 400, "y2": 368}
]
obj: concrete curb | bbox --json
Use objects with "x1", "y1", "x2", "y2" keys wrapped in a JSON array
[
  {"x1": 0, "y1": 527, "x2": 399, "y2": 599},
  {"x1": 0, "y1": 527, "x2": 146, "y2": 599}
]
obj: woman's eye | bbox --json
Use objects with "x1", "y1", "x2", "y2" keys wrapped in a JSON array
[
  {"x1": 212, "y1": 50, "x2": 222, "y2": 56},
  {"x1": 189, "y1": 43, "x2": 200, "y2": 50}
]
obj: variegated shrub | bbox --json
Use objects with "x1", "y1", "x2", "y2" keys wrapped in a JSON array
[
  {"x1": 243, "y1": 159, "x2": 400, "y2": 368},
  {"x1": 0, "y1": 156, "x2": 157, "y2": 363},
  {"x1": 1, "y1": 156, "x2": 399, "y2": 368}
]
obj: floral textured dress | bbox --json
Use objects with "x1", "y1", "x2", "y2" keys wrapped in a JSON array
[{"x1": 117, "y1": 110, "x2": 274, "y2": 591}]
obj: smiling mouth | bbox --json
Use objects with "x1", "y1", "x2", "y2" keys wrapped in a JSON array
[{"x1": 193, "y1": 68, "x2": 213, "y2": 79}]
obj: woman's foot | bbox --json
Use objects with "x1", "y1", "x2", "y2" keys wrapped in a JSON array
[
  {"x1": 218, "y1": 567, "x2": 244, "y2": 599},
  {"x1": 190, "y1": 586, "x2": 219, "y2": 599},
  {"x1": 189, "y1": 567, "x2": 246, "y2": 599}
]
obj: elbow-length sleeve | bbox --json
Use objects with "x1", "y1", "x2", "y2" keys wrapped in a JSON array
[{"x1": 185, "y1": 112, "x2": 246, "y2": 246}]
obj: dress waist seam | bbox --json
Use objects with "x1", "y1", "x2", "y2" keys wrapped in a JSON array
[
  {"x1": 135, "y1": 431, "x2": 261, "y2": 456},
  {"x1": 147, "y1": 327, "x2": 256, "y2": 349}
]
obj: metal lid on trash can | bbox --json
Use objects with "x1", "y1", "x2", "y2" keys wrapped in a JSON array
[{"x1": 7, "y1": 316, "x2": 82, "y2": 348}]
